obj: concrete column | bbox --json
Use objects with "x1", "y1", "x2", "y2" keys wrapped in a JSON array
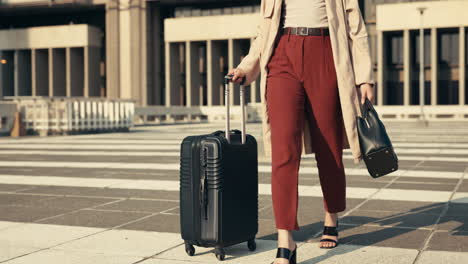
[
  {"x1": 31, "y1": 49, "x2": 37, "y2": 96},
  {"x1": 431, "y1": 27, "x2": 437, "y2": 106},
  {"x1": 118, "y1": 0, "x2": 147, "y2": 106},
  {"x1": 250, "y1": 37, "x2": 257, "y2": 104},
  {"x1": 232, "y1": 39, "x2": 244, "y2": 105},
  {"x1": 377, "y1": 30, "x2": 384, "y2": 106},
  {"x1": 140, "y1": 1, "x2": 148, "y2": 106},
  {"x1": 207, "y1": 40, "x2": 213, "y2": 106},
  {"x1": 105, "y1": 0, "x2": 120, "y2": 99},
  {"x1": 48, "y1": 48, "x2": 52, "y2": 96},
  {"x1": 119, "y1": 0, "x2": 134, "y2": 99},
  {"x1": 185, "y1": 41, "x2": 192, "y2": 108},
  {"x1": 13, "y1": 51, "x2": 18, "y2": 96},
  {"x1": 460, "y1": 26, "x2": 466, "y2": 105},
  {"x1": 66, "y1": 47, "x2": 71, "y2": 97},
  {"x1": 165, "y1": 41, "x2": 171, "y2": 107},
  {"x1": 403, "y1": 29, "x2": 410, "y2": 106},
  {"x1": 228, "y1": 38, "x2": 234, "y2": 106}
]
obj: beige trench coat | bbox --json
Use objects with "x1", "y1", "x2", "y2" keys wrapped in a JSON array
[{"x1": 236, "y1": 0, "x2": 375, "y2": 165}]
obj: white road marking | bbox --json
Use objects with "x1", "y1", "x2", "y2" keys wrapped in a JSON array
[
  {"x1": 0, "y1": 144, "x2": 180, "y2": 150},
  {"x1": 0, "y1": 175, "x2": 455, "y2": 202},
  {"x1": 1, "y1": 150, "x2": 468, "y2": 163},
  {"x1": 0, "y1": 161, "x2": 463, "y2": 179}
]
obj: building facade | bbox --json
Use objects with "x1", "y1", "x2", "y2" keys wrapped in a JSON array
[{"x1": 0, "y1": 0, "x2": 467, "y2": 115}]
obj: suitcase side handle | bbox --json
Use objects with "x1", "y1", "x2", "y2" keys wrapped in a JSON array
[{"x1": 224, "y1": 74, "x2": 246, "y2": 145}]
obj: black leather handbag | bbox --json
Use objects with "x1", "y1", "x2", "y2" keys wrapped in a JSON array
[{"x1": 356, "y1": 98, "x2": 398, "y2": 178}]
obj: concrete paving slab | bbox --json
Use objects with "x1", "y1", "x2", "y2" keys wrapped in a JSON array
[
  {"x1": 38, "y1": 209, "x2": 151, "y2": 228},
  {"x1": 19, "y1": 186, "x2": 180, "y2": 200},
  {"x1": 341, "y1": 210, "x2": 439, "y2": 229},
  {"x1": 451, "y1": 192, "x2": 468, "y2": 203},
  {"x1": 427, "y1": 231, "x2": 468, "y2": 252},
  {"x1": 2, "y1": 249, "x2": 142, "y2": 264},
  {"x1": 0, "y1": 243, "x2": 42, "y2": 263},
  {"x1": 0, "y1": 223, "x2": 102, "y2": 249},
  {"x1": 372, "y1": 189, "x2": 452, "y2": 202},
  {"x1": 24, "y1": 196, "x2": 117, "y2": 210},
  {"x1": 458, "y1": 181, "x2": 468, "y2": 192},
  {"x1": 0, "y1": 166, "x2": 179, "y2": 180},
  {"x1": 0, "y1": 155, "x2": 178, "y2": 165},
  {"x1": 396, "y1": 176, "x2": 460, "y2": 184},
  {"x1": 296, "y1": 242, "x2": 418, "y2": 264},
  {"x1": 387, "y1": 182, "x2": 456, "y2": 191},
  {"x1": 0, "y1": 194, "x2": 54, "y2": 206},
  {"x1": 0, "y1": 221, "x2": 23, "y2": 230},
  {"x1": 118, "y1": 214, "x2": 180, "y2": 233},
  {"x1": 55, "y1": 229, "x2": 183, "y2": 258},
  {"x1": 308, "y1": 225, "x2": 431, "y2": 249},
  {"x1": 346, "y1": 181, "x2": 388, "y2": 189},
  {"x1": 415, "y1": 250, "x2": 468, "y2": 264},
  {"x1": 0, "y1": 206, "x2": 70, "y2": 222},
  {"x1": 436, "y1": 215, "x2": 468, "y2": 232},
  {"x1": 140, "y1": 259, "x2": 212, "y2": 264},
  {"x1": 94, "y1": 199, "x2": 178, "y2": 213},
  {"x1": 0, "y1": 184, "x2": 38, "y2": 192},
  {"x1": 256, "y1": 219, "x2": 280, "y2": 240},
  {"x1": 358, "y1": 200, "x2": 445, "y2": 214},
  {"x1": 446, "y1": 203, "x2": 468, "y2": 216},
  {"x1": 155, "y1": 238, "x2": 304, "y2": 264}
]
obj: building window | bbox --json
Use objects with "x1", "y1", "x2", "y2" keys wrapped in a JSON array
[
  {"x1": 439, "y1": 28, "x2": 459, "y2": 66},
  {"x1": 438, "y1": 28, "x2": 459, "y2": 104},
  {"x1": 384, "y1": 31, "x2": 404, "y2": 105}
]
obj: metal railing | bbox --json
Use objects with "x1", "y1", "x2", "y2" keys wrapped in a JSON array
[
  {"x1": 134, "y1": 104, "x2": 262, "y2": 124},
  {"x1": 3, "y1": 96, "x2": 135, "y2": 136},
  {"x1": 135, "y1": 104, "x2": 468, "y2": 125}
]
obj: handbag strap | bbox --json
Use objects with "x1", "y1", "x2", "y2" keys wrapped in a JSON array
[{"x1": 360, "y1": 98, "x2": 377, "y2": 118}]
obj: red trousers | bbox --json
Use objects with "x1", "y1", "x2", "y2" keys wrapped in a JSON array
[{"x1": 266, "y1": 30, "x2": 346, "y2": 231}]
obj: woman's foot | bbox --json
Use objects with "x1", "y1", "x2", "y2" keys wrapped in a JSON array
[
  {"x1": 319, "y1": 212, "x2": 338, "y2": 248},
  {"x1": 272, "y1": 229, "x2": 297, "y2": 264}
]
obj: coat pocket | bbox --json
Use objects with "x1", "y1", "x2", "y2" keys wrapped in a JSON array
[{"x1": 262, "y1": 0, "x2": 275, "y2": 18}]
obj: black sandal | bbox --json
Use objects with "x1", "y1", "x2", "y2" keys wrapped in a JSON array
[
  {"x1": 319, "y1": 220, "x2": 339, "y2": 249},
  {"x1": 270, "y1": 244, "x2": 297, "y2": 264}
]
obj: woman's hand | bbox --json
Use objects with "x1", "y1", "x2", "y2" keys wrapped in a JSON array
[
  {"x1": 358, "y1": 83, "x2": 375, "y2": 104},
  {"x1": 227, "y1": 68, "x2": 246, "y2": 84}
]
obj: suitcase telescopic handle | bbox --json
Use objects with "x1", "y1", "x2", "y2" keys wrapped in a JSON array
[{"x1": 224, "y1": 74, "x2": 246, "y2": 144}]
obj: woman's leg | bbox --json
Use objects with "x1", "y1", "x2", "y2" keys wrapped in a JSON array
[
  {"x1": 267, "y1": 73, "x2": 305, "y2": 232},
  {"x1": 302, "y1": 34, "x2": 346, "y2": 246},
  {"x1": 266, "y1": 34, "x2": 303, "y2": 262}
]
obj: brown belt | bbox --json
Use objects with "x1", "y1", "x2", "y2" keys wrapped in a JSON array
[{"x1": 281, "y1": 27, "x2": 330, "y2": 36}]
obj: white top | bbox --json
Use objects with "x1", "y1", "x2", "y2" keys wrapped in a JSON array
[{"x1": 282, "y1": 0, "x2": 329, "y2": 28}]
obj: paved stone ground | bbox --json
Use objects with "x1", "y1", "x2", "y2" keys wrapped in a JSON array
[{"x1": 0, "y1": 121, "x2": 467, "y2": 263}]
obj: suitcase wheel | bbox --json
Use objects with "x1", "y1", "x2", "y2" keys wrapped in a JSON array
[
  {"x1": 247, "y1": 239, "x2": 256, "y2": 251},
  {"x1": 184, "y1": 241, "x2": 195, "y2": 256},
  {"x1": 215, "y1": 247, "x2": 225, "y2": 261}
]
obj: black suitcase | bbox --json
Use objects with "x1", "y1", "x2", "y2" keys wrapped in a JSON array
[{"x1": 179, "y1": 74, "x2": 259, "y2": 261}]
